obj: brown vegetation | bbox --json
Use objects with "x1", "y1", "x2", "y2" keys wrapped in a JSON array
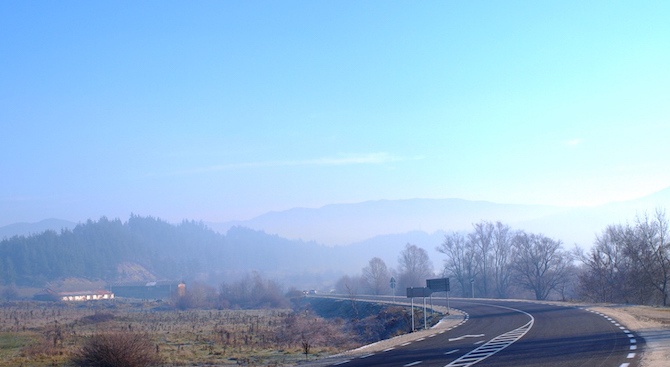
[
  {"x1": 0, "y1": 299, "x2": 364, "y2": 367},
  {"x1": 71, "y1": 331, "x2": 160, "y2": 367}
]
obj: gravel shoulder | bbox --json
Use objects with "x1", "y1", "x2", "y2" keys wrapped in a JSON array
[{"x1": 586, "y1": 304, "x2": 670, "y2": 367}]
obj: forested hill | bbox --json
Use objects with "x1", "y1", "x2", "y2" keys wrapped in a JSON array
[{"x1": 0, "y1": 215, "x2": 340, "y2": 287}]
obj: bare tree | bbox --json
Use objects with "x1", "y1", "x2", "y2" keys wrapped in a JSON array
[
  {"x1": 469, "y1": 221, "x2": 494, "y2": 297},
  {"x1": 577, "y1": 225, "x2": 638, "y2": 303},
  {"x1": 624, "y1": 210, "x2": 670, "y2": 306},
  {"x1": 511, "y1": 232, "x2": 571, "y2": 300},
  {"x1": 362, "y1": 257, "x2": 391, "y2": 295},
  {"x1": 334, "y1": 274, "x2": 363, "y2": 295},
  {"x1": 491, "y1": 222, "x2": 514, "y2": 298},
  {"x1": 437, "y1": 232, "x2": 478, "y2": 297},
  {"x1": 397, "y1": 243, "x2": 434, "y2": 291}
]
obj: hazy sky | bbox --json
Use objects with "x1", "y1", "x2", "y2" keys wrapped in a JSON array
[{"x1": 2, "y1": 1, "x2": 670, "y2": 226}]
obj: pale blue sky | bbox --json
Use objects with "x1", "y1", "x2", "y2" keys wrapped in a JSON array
[{"x1": 2, "y1": 1, "x2": 670, "y2": 226}]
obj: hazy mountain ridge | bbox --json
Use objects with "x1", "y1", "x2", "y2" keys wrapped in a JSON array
[
  {"x1": 206, "y1": 190, "x2": 670, "y2": 248},
  {"x1": 0, "y1": 218, "x2": 76, "y2": 240},
  {"x1": 3, "y1": 190, "x2": 670, "y2": 289},
  {"x1": 7, "y1": 192, "x2": 670, "y2": 249},
  {"x1": 207, "y1": 198, "x2": 567, "y2": 246}
]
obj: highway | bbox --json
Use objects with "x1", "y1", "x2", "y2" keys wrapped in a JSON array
[{"x1": 321, "y1": 297, "x2": 642, "y2": 367}]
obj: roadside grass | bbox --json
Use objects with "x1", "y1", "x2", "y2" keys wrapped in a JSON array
[{"x1": 0, "y1": 332, "x2": 33, "y2": 359}]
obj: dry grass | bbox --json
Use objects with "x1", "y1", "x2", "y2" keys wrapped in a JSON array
[{"x1": 0, "y1": 300, "x2": 358, "y2": 367}]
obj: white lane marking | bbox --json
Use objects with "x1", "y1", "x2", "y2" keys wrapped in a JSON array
[
  {"x1": 416, "y1": 337, "x2": 426, "y2": 342},
  {"x1": 449, "y1": 334, "x2": 485, "y2": 342},
  {"x1": 383, "y1": 347, "x2": 395, "y2": 352},
  {"x1": 445, "y1": 349, "x2": 460, "y2": 355},
  {"x1": 591, "y1": 308, "x2": 639, "y2": 363},
  {"x1": 359, "y1": 354, "x2": 374, "y2": 359},
  {"x1": 333, "y1": 360, "x2": 350, "y2": 365},
  {"x1": 445, "y1": 304, "x2": 535, "y2": 367},
  {"x1": 404, "y1": 361, "x2": 422, "y2": 367},
  {"x1": 474, "y1": 340, "x2": 485, "y2": 345},
  {"x1": 401, "y1": 342, "x2": 412, "y2": 346}
]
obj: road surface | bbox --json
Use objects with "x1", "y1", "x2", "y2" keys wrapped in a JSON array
[{"x1": 317, "y1": 298, "x2": 641, "y2": 367}]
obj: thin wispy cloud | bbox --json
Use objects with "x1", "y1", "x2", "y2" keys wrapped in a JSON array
[
  {"x1": 564, "y1": 138, "x2": 583, "y2": 146},
  {"x1": 172, "y1": 153, "x2": 421, "y2": 176}
]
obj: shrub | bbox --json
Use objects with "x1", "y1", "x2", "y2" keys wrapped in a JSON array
[{"x1": 71, "y1": 331, "x2": 160, "y2": 367}]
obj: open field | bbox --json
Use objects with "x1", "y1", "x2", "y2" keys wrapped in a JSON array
[
  {"x1": 0, "y1": 299, "x2": 363, "y2": 367},
  {"x1": 2, "y1": 297, "x2": 668, "y2": 367}
]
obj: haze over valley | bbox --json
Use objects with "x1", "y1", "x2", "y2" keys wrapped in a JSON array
[
  {"x1": 3, "y1": 188, "x2": 670, "y2": 293},
  {"x1": 2, "y1": 0, "x2": 670, "y2": 304}
]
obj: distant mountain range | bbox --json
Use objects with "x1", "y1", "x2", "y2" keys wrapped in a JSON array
[
  {"x1": 206, "y1": 188, "x2": 670, "y2": 248},
  {"x1": 3, "y1": 188, "x2": 670, "y2": 265},
  {"x1": 0, "y1": 218, "x2": 76, "y2": 239}
]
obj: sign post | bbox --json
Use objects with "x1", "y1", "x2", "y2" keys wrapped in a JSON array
[
  {"x1": 426, "y1": 278, "x2": 450, "y2": 315},
  {"x1": 390, "y1": 277, "x2": 396, "y2": 303},
  {"x1": 407, "y1": 287, "x2": 432, "y2": 331}
]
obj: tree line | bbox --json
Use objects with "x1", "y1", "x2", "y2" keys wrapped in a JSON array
[
  {"x1": 0, "y1": 215, "x2": 223, "y2": 286},
  {"x1": 338, "y1": 209, "x2": 670, "y2": 307},
  {"x1": 578, "y1": 210, "x2": 670, "y2": 306},
  {"x1": 0, "y1": 215, "x2": 339, "y2": 287},
  {"x1": 333, "y1": 243, "x2": 434, "y2": 297}
]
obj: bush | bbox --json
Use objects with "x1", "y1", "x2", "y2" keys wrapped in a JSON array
[{"x1": 71, "y1": 331, "x2": 160, "y2": 367}]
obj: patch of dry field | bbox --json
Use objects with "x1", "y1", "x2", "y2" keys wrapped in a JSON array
[{"x1": 0, "y1": 300, "x2": 354, "y2": 367}]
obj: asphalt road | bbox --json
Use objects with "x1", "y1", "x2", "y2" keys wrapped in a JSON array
[{"x1": 326, "y1": 298, "x2": 641, "y2": 367}]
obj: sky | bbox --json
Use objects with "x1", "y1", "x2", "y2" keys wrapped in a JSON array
[{"x1": 2, "y1": 1, "x2": 670, "y2": 227}]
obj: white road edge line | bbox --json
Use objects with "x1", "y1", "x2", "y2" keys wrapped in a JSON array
[{"x1": 444, "y1": 303, "x2": 535, "y2": 367}]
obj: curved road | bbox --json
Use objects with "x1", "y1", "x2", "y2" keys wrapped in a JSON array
[{"x1": 325, "y1": 298, "x2": 642, "y2": 367}]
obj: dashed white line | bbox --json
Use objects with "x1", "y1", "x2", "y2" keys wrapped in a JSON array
[
  {"x1": 404, "y1": 361, "x2": 422, "y2": 367},
  {"x1": 445, "y1": 349, "x2": 460, "y2": 355},
  {"x1": 627, "y1": 353, "x2": 636, "y2": 358},
  {"x1": 359, "y1": 353, "x2": 375, "y2": 359},
  {"x1": 333, "y1": 360, "x2": 350, "y2": 365}
]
